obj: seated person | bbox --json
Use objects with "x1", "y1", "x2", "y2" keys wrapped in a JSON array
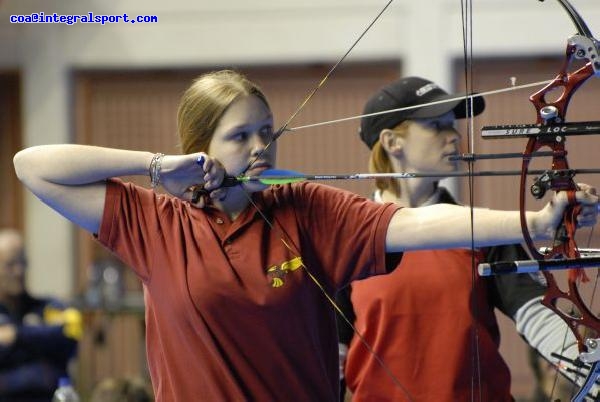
[{"x1": 0, "y1": 229, "x2": 82, "y2": 402}]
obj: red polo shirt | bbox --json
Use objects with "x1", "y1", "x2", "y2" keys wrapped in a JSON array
[{"x1": 98, "y1": 179, "x2": 397, "y2": 402}]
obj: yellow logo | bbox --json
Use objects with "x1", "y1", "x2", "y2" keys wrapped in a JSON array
[{"x1": 266, "y1": 256, "x2": 303, "y2": 288}]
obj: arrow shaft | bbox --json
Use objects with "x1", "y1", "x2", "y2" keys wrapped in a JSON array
[{"x1": 229, "y1": 168, "x2": 600, "y2": 186}]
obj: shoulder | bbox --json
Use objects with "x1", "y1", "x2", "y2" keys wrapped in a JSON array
[
  {"x1": 106, "y1": 178, "x2": 198, "y2": 216},
  {"x1": 262, "y1": 182, "x2": 378, "y2": 208},
  {"x1": 283, "y1": 182, "x2": 370, "y2": 200},
  {"x1": 264, "y1": 183, "x2": 399, "y2": 231}
]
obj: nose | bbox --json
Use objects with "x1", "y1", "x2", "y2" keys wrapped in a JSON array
[
  {"x1": 250, "y1": 132, "x2": 269, "y2": 156},
  {"x1": 444, "y1": 128, "x2": 461, "y2": 144}
]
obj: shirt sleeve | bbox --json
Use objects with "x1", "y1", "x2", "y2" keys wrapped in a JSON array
[
  {"x1": 484, "y1": 244, "x2": 546, "y2": 318},
  {"x1": 290, "y1": 183, "x2": 399, "y2": 289},
  {"x1": 96, "y1": 178, "x2": 168, "y2": 282}
]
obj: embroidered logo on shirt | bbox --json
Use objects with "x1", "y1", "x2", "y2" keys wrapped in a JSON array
[{"x1": 266, "y1": 256, "x2": 303, "y2": 288}]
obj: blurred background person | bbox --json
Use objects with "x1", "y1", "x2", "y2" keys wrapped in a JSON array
[{"x1": 0, "y1": 229, "x2": 82, "y2": 402}]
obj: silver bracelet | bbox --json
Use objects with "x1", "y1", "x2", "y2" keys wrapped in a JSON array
[{"x1": 149, "y1": 153, "x2": 165, "y2": 189}]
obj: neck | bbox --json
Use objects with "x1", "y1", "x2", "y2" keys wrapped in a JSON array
[
  {"x1": 382, "y1": 177, "x2": 438, "y2": 207},
  {"x1": 211, "y1": 187, "x2": 253, "y2": 221},
  {"x1": 386, "y1": 157, "x2": 444, "y2": 207}
]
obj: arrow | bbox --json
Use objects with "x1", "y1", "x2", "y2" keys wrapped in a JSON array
[{"x1": 219, "y1": 168, "x2": 600, "y2": 187}]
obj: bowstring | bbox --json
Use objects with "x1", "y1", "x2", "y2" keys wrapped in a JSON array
[
  {"x1": 234, "y1": 1, "x2": 416, "y2": 400},
  {"x1": 284, "y1": 79, "x2": 553, "y2": 133},
  {"x1": 241, "y1": 0, "x2": 395, "y2": 178},
  {"x1": 460, "y1": 0, "x2": 482, "y2": 401},
  {"x1": 242, "y1": 191, "x2": 413, "y2": 400}
]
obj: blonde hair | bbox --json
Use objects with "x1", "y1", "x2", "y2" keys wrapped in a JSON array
[
  {"x1": 368, "y1": 121, "x2": 411, "y2": 197},
  {"x1": 177, "y1": 70, "x2": 270, "y2": 155}
]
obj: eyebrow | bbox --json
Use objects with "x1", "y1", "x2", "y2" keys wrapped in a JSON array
[{"x1": 224, "y1": 116, "x2": 273, "y2": 133}]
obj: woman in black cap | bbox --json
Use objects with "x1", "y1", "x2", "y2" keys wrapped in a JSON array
[{"x1": 338, "y1": 77, "x2": 593, "y2": 402}]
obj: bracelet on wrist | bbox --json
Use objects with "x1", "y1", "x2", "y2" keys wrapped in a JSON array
[{"x1": 149, "y1": 153, "x2": 165, "y2": 189}]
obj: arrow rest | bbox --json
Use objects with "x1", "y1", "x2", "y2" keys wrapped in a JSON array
[{"x1": 531, "y1": 169, "x2": 577, "y2": 199}]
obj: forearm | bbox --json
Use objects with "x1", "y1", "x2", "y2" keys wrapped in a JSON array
[
  {"x1": 14, "y1": 145, "x2": 156, "y2": 233},
  {"x1": 386, "y1": 204, "x2": 540, "y2": 251},
  {"x1": 516, "y1": 296, "x2": 600, "y2": 395},
  {"x1": 14, "y1": 144, "x2": 153, "y2": 186}
]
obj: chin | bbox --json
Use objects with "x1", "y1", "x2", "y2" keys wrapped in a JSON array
[
  {"x1": 243, "y1": 181, "x2": 269, "y2": 193},
  {"x1": 247, "y1": 165, "x2": 272, "y2": 176},
  {"x1": 444, "y1": 162, "x2": 459, "y2": 172}
]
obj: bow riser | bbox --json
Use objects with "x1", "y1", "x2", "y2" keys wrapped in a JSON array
[
  {"x1": 482, "y1": 2, "x2": 600, "y2": 400},
  {"x1": 529, "y1": 42, "x2": 597, "y2": 125}
]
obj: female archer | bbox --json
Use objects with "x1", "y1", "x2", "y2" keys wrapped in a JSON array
[{"x1": 337, "y1": 76, "x2": 598, "y2": 401}]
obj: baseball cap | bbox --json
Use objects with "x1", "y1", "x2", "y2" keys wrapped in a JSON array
[{"x1": 359, "y1": 76, "x2": 485, "y2": 149}]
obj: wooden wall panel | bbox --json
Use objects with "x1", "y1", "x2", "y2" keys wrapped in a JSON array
[
  {"x1": 74, "y1": 71, "x2": 198, "y2": 396},
  {"x1": 0, "y1": 72, "x2": 23, "y2": 231}
]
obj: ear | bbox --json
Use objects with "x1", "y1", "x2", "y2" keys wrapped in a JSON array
[{"x1": 379, "y1": 129, "x2": 404, "y2": 157}]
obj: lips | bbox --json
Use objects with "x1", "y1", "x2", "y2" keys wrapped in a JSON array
[
  {"x1": 443, "y1": 152, "x2": 459, "y2": 159},
  {"x1": 247, "y1": 161, "x2": 272, "y2": 174}
]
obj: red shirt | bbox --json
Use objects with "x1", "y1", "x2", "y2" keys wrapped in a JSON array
[
  {"x1": 346, "y1": 249, "x2": 512, "y2": 402},
  {"x1": 98, "y1": 179, "x2": 398, "y2": 402}
]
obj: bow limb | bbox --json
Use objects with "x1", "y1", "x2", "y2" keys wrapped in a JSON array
[
  {"x1": 552, "y1": 0, "x2": 597, "y2": 39},
  {"x1": 572, "y1": 362, "x2": 600, "y2": 402}
]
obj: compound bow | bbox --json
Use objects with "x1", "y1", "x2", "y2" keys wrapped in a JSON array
[{"x1": 478, "y1": 1, "x2": 600, "y2": 400}]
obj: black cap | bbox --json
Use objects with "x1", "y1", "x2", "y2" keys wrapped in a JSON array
[{"x1": 359, "y1": 77, "x2": 485, "y2": 149}]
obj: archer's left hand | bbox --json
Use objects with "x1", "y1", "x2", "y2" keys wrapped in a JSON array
[{"x1": 533, "y1": 183, "x2": 598, "y2": 240}]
